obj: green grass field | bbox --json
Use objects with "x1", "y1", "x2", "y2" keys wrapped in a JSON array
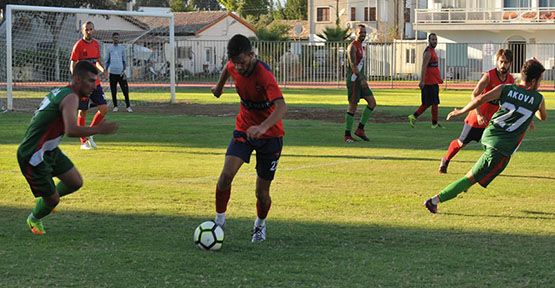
[{"x1": 1, "y1": 88, "x2": 554, "y2": 287}]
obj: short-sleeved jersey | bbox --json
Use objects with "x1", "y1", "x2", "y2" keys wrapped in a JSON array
[
  {"x1": 226, "y1": 60, "x2": 284, "y2": 138},
  {"x1": 71, "y1": 38, "x2": 101, "y2": 85},
  {"x1": 18, "y1": 86, "x2": 73, "y2": 166},
  {"x1": 346, "y1": 40, "x2": 365, "y2": 80},
  {"x1": 481, "y1": 84, "x2": 543, "y2": 156},
  {"x1": 423, "y1": 47, "x2": 443, "y2": 85},
  {"x1": 465, "y1": 69, "x2": 515, "y2": 128}
]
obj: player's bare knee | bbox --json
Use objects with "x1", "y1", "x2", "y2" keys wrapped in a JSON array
[
  {"x1": 44, "y1": 194, "x2": 60, "y2": 207},
  {"x1": 98, "y1": 104, "x2": 109, "y2": 115},
  {"x1": 78, "y1": 110, "x2": 87, "y2": 118}
]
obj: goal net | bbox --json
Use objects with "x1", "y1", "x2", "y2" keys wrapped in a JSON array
[{"x1": 1, "y1": 5, "x2": 175, "y2": 111}]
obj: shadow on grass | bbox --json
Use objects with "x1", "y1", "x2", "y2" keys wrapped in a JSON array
[
  {"x1": 441, "y1": 212, "x2": 555, "y2": 221},
  {"x1": 0, "y1": 206, "x2": 553, "y2": 287}
]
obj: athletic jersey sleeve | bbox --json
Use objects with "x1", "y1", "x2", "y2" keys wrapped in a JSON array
[{"x1": 70, "y1": 41, "x2": 81, "y2": 61}]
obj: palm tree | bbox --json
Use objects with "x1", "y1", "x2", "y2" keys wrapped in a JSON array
[{"x1": 317, "y1": 25, "x2": 350, "y2": 42}]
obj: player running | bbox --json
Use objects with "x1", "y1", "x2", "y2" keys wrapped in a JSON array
[
  {"x1": 439, "y1": 49, "x2": 514, "y2": 173},
  {"x1": 18, "y1": 61, "x2": 118, "y2": 235},
  {"x1": 344, "y1": 24, "x2": 377, "y2": 143},
  {"x1": 211, "y1": 34, "x2": 287, "y2": 243},
  {"x1": 408, "y1": 33, "x2": 444, "y2": 128},
  {"x1": 70, "y1": 21, "x2": 109, "y2": 150},
  {"x1": 424, "y1": 58, "x2": 547, "y2": 213}
]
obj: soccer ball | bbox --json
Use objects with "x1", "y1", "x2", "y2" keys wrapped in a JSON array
[{"x1": 193, "y1": 220, "x2": 224, "y2": 251}]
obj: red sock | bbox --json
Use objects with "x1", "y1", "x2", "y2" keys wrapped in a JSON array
[
  {"x1": 414, "y1": 104, "x2": 428, "y2": 117},
  {"x1": 90, "y1": 111, "x2": 104, "y2": 127},
  {"x1": 444, "y1": 139, "x2": 462, "y2": 161},
  {"x1": 78, "y1": 115, "x2": 87, "y2": 144},
  {"x1": 431, "y1": 104, "x2": 439, "y2": 124},
  {"x1": 256, "y1": 199, "x2": 272, "y2": 219},
  {"x1": 215, "y1": 187, "x2": 231, "y2": 213}
]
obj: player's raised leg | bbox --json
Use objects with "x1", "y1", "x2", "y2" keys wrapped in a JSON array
[{"x1": 215, "y1": 155, "x2": 244, "y2": 229}]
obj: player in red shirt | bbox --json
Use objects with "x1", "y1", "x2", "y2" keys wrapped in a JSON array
[
  {"x1": 408, "y1": 33, "x2": 444, "y2": 128},
  {"x1": 439, "y1": 49, "x2": 514, "y2": 173},
  {"x1": 211, "y1": 34, "x2": 287, "y2": 243},
  {"x1": 70, "y1": 21, "x2": 109, "y2": 150}
]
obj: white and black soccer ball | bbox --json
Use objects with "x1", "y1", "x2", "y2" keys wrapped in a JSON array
[{"x1": 193, "y1": 220, "x2": 224, "y2": 251}]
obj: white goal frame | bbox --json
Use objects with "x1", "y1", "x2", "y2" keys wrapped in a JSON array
[{"x1": 5, "y1": 4, "x2": 176, "y2": 110}]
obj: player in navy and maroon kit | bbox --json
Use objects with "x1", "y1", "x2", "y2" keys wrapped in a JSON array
[
  {"x1": 439, "y1": 49, "x2": 514, "y2": 173},
  {"x1": 408, "y1": 33, "x2": 444, "y2": 128},
  {"x1": 70, "y1": 21, "x2": 108, "y2": 150},
  {"x1": 211, "y1": 35, "x2": 287, "y2": 243}
]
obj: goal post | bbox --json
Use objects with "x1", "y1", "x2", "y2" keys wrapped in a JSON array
[{"x1": 3, "y1": 4, "x2": 176, "y2": 111}]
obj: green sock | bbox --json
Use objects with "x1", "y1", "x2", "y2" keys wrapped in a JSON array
[
  {"x1": 359, "y1": 106, "x2": 373, "y2": 127},
  {"x1": 345, "y1": 112, "x2": 354, "y2": 134},
  {"x1": 32, "y1": 198, "x2": 54, "y2": 219},
  {"x1": 57, "y1": 181, "x2": 78, "y2": 197},
  {"x1": 438, "y1": 177, "x2": 473, "y2": 202}
]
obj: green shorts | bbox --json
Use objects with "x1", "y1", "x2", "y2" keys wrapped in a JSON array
[
  {"x1": 346, "y1": 78, "x2": 373, "y2": 104},
  {"x1": 470, "y1": 147, "x2": 511, "y2": 188},
  {"x1": 17, "y1": 147, "x2": 74, "y2": 197}
]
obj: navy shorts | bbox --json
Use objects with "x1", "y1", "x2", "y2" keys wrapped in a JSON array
[
  {"x1": 458, "y1": 124, "x2": 485, "y2": 144},
  {"x1": 79, "y1": 85, "x2": 107, "y2": 110},
  {"x1": 226, "y1": 130, "x2": 283, "y2": 181},
  {"x1": 421, "y1": 84, "x2": 440, "y2": 106}
]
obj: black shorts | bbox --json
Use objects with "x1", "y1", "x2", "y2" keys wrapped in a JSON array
[
  {"x1": 421, "y1": 84, "x2": 440, "y2": 106},
  {"x1": 79, "y1": 85, "x2": 107, "y2": 110},
  {"x1": 226, "y1": 130, "x2": 283, "y2": 181},
  {"x1": 458, "y1": 124, "x2": 485, "y2": 144}
]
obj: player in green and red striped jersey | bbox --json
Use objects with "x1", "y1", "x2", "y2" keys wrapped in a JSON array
[{"x1": 18, "y1": 61, "x2": 118, "y2": 235}]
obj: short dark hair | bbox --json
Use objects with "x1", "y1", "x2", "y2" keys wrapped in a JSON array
[
  {"x1": 496, "y1": 49, "x2": 513, "y2": 62},
  {"x1": 74, "y1": 61, "x2": 99, "y2": 78},
  {"x1": 521, "y1": 58, "x2": 545, "y2": 83},
  {"x1": 227, "y1": 34, "x2": 252, "y2": 60},
  {"x1": 428, "y1": 33, "x2": 437, "y2": 40},
  {"x1": 112, "y1": 32, "x2": 119, "y2": 37}
]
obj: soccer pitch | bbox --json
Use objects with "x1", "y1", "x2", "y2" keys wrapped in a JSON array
[{"x1": 0, "y1": 88, "x2": 553, "y2": 287}]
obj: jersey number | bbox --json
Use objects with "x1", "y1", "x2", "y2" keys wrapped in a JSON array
[{"x1": 492, "y1": 102, "x2": 533, "y2": 132}]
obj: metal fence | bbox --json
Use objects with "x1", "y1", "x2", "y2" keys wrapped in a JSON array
[{"x1": 175, "y1": 40, "x2": 555, "y2": 90}]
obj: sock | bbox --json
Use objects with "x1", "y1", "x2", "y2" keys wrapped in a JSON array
[
  {"x1": 432, "y1": 104, "x2": 439, "y2": 125},
  {"x1": 444, "y1": 139, "x2": 462, "y2": 161},
  {"x1": 431, "y1": 195, "x2": 440, "y2": 205},
  {"x1": 215, "y1": 212, "x2": 226, "y2": 226},
  {"x1": 414, "y1": 104, "x2": 428, "y2": 117},
  {"x1": 78, "y1": 115, "x2": 87, "y2": 144},
  {"x1": 57, "y1": 181, "x2": 78, "y2": 197},
  {"x1": 256, "y1": 199, "x2": 271, "y2": 220},
  {"x1": 32, "y1": 198, "x2": 55, "y2": 219},
  {"x1": 438, "y1": 177, "x2": 473, "y2": 202},
  {"x1": 255, "y1": 217, "x2": 266, "y2": 227},
  {"x1": 359, "y1": 106, "x2": 373, "y2": 128},
  {"x1": 215, "y1": 187, "x2": 231, "y2": 213},
  {"x1": 345, "y1": 112, "x2": 354, "y2": 135},
  {"x1": 90, "y1": 111, "x2": 104, "y2": 127}
]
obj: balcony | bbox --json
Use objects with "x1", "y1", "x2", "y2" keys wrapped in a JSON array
[{"x1": 415, "y1": 8, "x2": 555, "y2": 31}]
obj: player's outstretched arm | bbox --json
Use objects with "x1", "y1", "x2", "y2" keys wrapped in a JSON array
[
  {"x1": 60, "y1": 93, "x2": 118, "y2": 137},
  {"x1": 246, "y1": 99, "x2": 287, "y2": 139},
  {"x1": 211, "y1": 66, "x2": 230, "y2": 98},
  {"x1": 535, "y1": 98, "x2": 547, "y2": 121},
  {"x1": 447, "y1": 84, "x2": 504, "y2": 120}
]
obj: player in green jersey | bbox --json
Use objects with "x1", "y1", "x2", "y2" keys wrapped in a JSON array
[
  {"x1": 424, "y1": 58, "x2": 547, "y2": 213},
  {"x1": 17, "y1": 61, "x2": 118, "y2": 235}
]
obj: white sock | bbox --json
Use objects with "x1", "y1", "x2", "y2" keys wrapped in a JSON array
[
  {"x1": 254, "y1": 217, "x2": 266, "y2": 227},
  {"x1": 215, "y1": 212, "x2": 226, "y2": 225},
  {"x1": 431, "y1": 196, "x2": 440, "y2": 205}
]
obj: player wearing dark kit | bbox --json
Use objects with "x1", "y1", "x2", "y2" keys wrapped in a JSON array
[
  {"x1": 211, "y1": 35, "x2": 287, "y2": 243},
  {"x1": 439, "y1": 49, "x2": 514, "y2": 173},
  {"x1": 408, "y1": 33, "x2": 444, "y2": 128}
]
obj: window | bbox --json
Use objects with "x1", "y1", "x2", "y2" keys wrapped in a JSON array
[
  {"x1": 177, "y1": 46, "x2": 192, "y2": 59},
  {"x1": 364, "y1": 7, "x2": 376, "y2": 21},
  {"x1": 540, "y1": 0, "x2": 555, "y2": 7},
  {"x1": 205, "y1": 47, "x2": 213, "y2": 64},
  {"x1": 504, "y1": 0, "x2": 531, "y2": 8},
  {"x1": 351, "y1": 7, "x2": 356, "y2": 21},
  {"x1": 404, "y1": 8, "x2": 411, "y2": 23},
  {"x1": 405, "y1": 48, "x2": 415, "y2": 64},
  {"x1": 317, "y1": 7, "x2": 330, "y2": 22}
]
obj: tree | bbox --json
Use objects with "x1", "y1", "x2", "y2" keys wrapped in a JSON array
[
  {"x1": 317, "y1": 25, "x2": 350, "y2": 42},
  {"x1": 284, "y1": 0, "x2": 306, "y2": 20},
  {"x1": 189, "y1": 0, "x2": 221, "y2": 10},
  {"x1": 170, "y1": 0, "x2": 194, "y2": 12},
  {"x1": 219, "y1": 0, "x2": 269, "y2": 19}
]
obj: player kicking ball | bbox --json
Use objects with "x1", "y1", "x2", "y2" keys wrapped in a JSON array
[
  {"x1": 18, "y1": 61, "x2": 118, "y2": 235},
  {"x1": 424, "y1": 58, "x2": 547, "y2": 213},
  {"x1": 211, "y1": 35, "x2": 287, "y2": 243}
]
